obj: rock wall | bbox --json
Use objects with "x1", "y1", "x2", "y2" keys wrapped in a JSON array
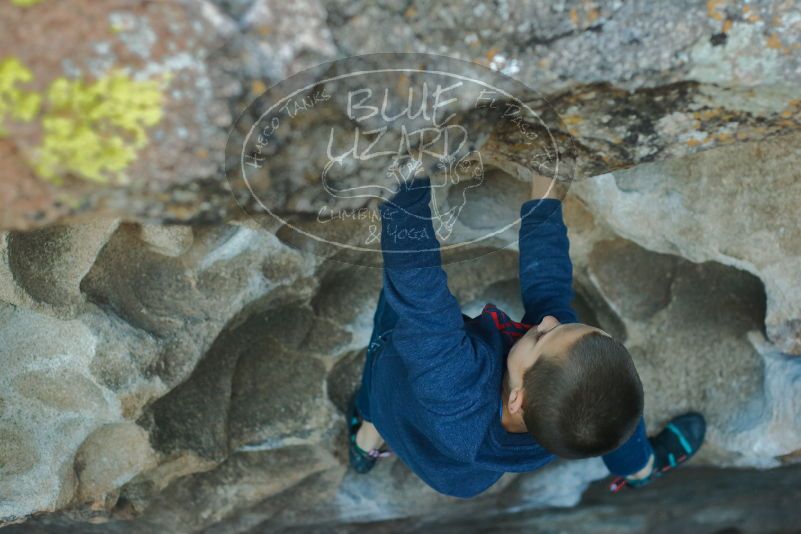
[{"x1": 1, "y1": 0, "x2": 801, "y2": 532}]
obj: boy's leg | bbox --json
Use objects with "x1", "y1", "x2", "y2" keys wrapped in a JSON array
[
  {"x1": 607, "y1": 413, "x2": 707, "y2": 492},
  {"x1": 350, "y1": 288, "x2": 400, "y2": 472},
  {"x1": 354, "y1": 288, "x2": 399, "y2": 421},
  {"x1": 603, "y1": 418, "x2": 653, "y2": 477}
]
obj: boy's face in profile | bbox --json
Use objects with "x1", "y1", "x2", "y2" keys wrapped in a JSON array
[{"x1": 506, "y1": 316, "x2": 609, "y2": 389}]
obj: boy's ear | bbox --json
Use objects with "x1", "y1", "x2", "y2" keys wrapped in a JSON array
[{"x1": 508, "y1": 387, "x2": 525, "y2": 415}]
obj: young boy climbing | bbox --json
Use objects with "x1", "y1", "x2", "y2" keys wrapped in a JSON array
[{"x1": 348, "y1": 170, "x2": 706, "y2": 498}]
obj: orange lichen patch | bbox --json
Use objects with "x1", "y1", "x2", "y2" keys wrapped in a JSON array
[
  {"x1": 779, "y1": 98, "x2": 801, "y2": 122},
  {"x1": 485, "y1": 48, "x2": 499, "y2": 61},
  {"x1": 403, "y1": 5, "x2": 417, "y2": 18},
  {"x1": 251, "y1": 80, "x2": 267, "y2": 94},
  {"x1": 782, "y1": 100, "x2": 801, "y2": 118},
  {"x1": 686, "y1": 137, "x2": 704, "y2": 147},
  {"x1": 706, "y1": 0, "x2": 726, "y2": 21},
  {"x1": 722, "y1": 19, "x2": 733, "y2": 33},
  {"x1": 716, "y1": 132, "x2": 733, "y2": 142},
  {"x1": 766, "y1": 34, "x2": 783, "y2": 49},
  {"x1": 742, "y1": 4, "x2": 760, "y2": 22},
  {"x1": 694, "y1": 109, "x2": 724, "y2": 121},
  {"x1": 562, "y1": 115, "x2": 583, "y2": 126},
  {"x1": 568, "y1": 4, "x2": 600, "y2": 27},
  {"x1": 569, "y1": 8, "x2": 579, "y2": 26}
]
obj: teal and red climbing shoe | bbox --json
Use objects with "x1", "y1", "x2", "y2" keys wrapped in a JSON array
[
  {"x1": 610, "y1": 412, "x2": 706, "y2": 493},
  {"x1": 348, "y1": 394, "x2": 391, "y2": 474}
]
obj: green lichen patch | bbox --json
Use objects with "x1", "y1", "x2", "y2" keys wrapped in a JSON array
[
  {"x1": 34, "y1": 71, "x2": 166, "y2": 184},
  {"x1": 0, "y1": 57, "x2": 41, "y2": 135},
  {"x1": 1, "y1": 55, "x2": 167, "y2": 185}
]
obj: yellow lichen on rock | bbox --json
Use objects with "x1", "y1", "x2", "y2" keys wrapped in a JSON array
[
  {"x1": 10, "y1": 0, "x2": 44, "y2": 6},
  {"x1": 1, "y1": 56, "x2": 166, "y2": 185},
  {"x1": 35, "y1": 71, "x2": 165, "y2": 184},
  {"x1": 0, "y1": 57, "x2": 41, "y2": 134}
]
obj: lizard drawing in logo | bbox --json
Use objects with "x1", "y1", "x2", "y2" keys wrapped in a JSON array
[{"x1": 321, "y1": 125, "x2": 485, "y2": 241}]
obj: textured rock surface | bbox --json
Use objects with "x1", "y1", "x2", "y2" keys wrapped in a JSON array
[
  {"x1": 73, "y1": 423, "x2": 157, "y2": 505},
  {"x1": 1, "y1": 0, "x2": 800, "y2": 230},
  {"x1": 0, "y1": 0, "x2": 800, "y2": 532},
  {"x1": 573, "y1": 132, "x2": 801, "y2": 355},
  {"x1": 0, "y1": 0, "x2": 234, "y2": 230},
  {"x1": 3, "y1": 219, "x2": 120, "y2": 314},
  {"x1": 1, "y1": 190, "x2": 799, "y2": 529}
]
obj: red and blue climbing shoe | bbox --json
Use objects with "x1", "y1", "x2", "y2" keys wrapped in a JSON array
[
  {"x1": 610, "y1": 412, "x2": 706, "y2": 493},
  {"x1": 348, "y1": 393, "x2": 392, "y2": 474}
]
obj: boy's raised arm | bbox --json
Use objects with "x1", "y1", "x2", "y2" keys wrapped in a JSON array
[
  {"x1": 379, "y1": 177, "x2": 492, "y2": 415},
  {"x1": 524, "y1": 176, "x2": 653, "y2": 478},
  {"x1": 518, "y1": 175, "x2": 577, "y2": 325}
]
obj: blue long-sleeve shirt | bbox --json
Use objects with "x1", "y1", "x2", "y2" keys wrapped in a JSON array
[{"x1": 365, "y1": 178, "x2": 637, "y2": 498}]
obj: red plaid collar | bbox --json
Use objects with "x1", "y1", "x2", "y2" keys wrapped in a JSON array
[{"x1": 482, "y1": 303, "x2": 533, "y2": 340}]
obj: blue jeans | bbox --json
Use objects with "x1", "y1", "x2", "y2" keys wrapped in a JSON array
[{"x1": 356, "y1": 289, "x2": 653, "y2": 476}]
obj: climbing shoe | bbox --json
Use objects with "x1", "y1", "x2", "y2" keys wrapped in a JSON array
[
  {"x1": 348, "y1": 393, "x2": 391, "y2": 474},
  {"x1": 610, "y1": 412, "x2": 706, "y2": 492}
]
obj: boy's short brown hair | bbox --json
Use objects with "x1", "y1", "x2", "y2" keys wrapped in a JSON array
[{"x1": 521, "y1": 332, "x2": 643, "y2": 459}]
